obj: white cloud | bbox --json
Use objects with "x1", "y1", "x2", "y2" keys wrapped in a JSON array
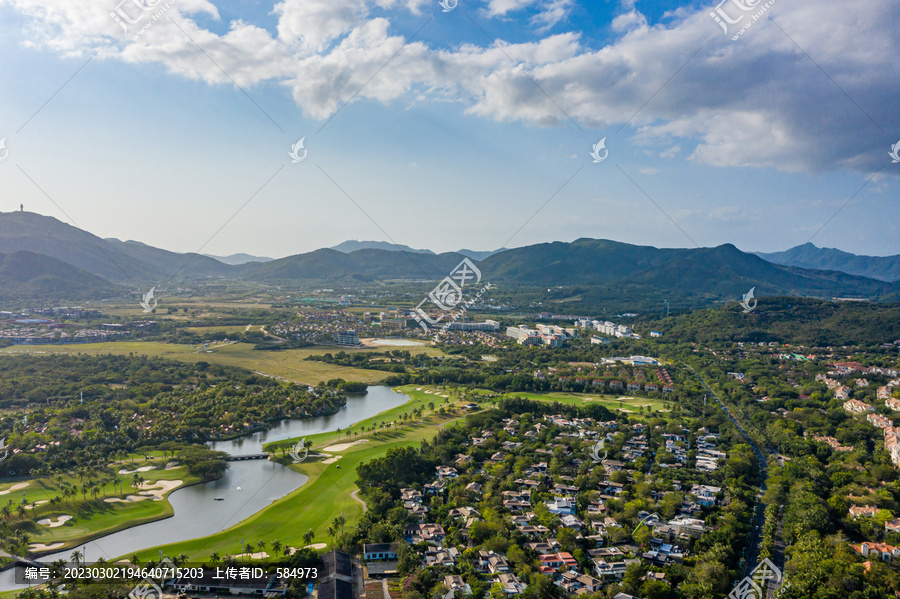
[
  {"x1": 3, "y1": 0, "x2": 897, "y2": 173},
  {"x1": 484, "y1": 0, "x2": 574, "y2": 30}
]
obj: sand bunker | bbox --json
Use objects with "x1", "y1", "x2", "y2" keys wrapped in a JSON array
[
  {"x1": 105, "y1": 479, "x2": 182, "y2": 503},
  {"x1": 0, "y1": 482, "x2": 30, "y2": 495},
  {"x1": 37, "y1": 515, "x2": 73, "y2": 528},
  {"x1": 164, "y1": 461, "x2": 180, "y2": 470},
  {"x1": 105, "y1": 495, "x2": 150, "y2": 503},
  {"x1": 324, "y1": 440, "x2": 369, "y2": 453},
  {"x1": 285, "y1": 543, "x2": 326, "y2": 555},
  {"x1": 234, "y1": 551, "x2": 269, "y2": 559},
  {"x1": 322, "y1": 456, "x2": 342, "y2": 464},
  {"x1": 30, "y1": 542, "x2": 64, "y2": 552},
  {"x1": 118, "y1": 465, "x2": 156, "y2": 475}
]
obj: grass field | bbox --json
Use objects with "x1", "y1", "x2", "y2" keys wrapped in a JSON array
[
  {"x1": 186, "y1": 325, "x2": 258, "y2": 335},
  {"x1": 0, "y1": 341, "x2": 443, "y2": 386},
  {"x1": 505, "y1": 391, "x2": 672, "y2": 414}
]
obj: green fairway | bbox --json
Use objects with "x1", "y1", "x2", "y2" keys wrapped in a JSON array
[
  {"x1": 506, "y1": 391, "x2": 671, "y2": 414},
  {"x1": 1, "y1": 459, "x2": 199, "y2": 555},
  {"x1": 130, "y1": 404, "x2": 465, "y2": 563}
]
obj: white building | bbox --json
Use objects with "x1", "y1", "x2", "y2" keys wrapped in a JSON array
[{"x1": 335, "y1": 330, "x2": 360, "y2": 345}]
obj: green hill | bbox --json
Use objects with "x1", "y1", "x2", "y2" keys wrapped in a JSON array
[
  {"x1": 0, "y1": 250, "x2": 120, "y2": 302},
  {"x1": 0, "y1": 211, "x2": 232, "y2": 282},
  {"x1": 478, "y1": 238, "x2": 899, "y2": 304},
  {"x1": 641, "y1": 296, "x2": 900, "y2": 346}
]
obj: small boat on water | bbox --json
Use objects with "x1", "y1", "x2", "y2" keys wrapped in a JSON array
[{"x1": 214, "y1": 497, "x2": 224, "y2": 501}]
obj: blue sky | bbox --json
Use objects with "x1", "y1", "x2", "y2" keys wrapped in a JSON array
[{"x1": 0, "y1": 0, "x2": 898, "y2": 259}]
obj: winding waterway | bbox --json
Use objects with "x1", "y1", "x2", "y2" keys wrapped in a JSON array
[{"x1": 0, "y1": 385, "x2": 409, "y2": 590}]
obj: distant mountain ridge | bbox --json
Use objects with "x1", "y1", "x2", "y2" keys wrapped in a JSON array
[
  {"x1": 0, "y1": 212, "x2": 230, "y2": 282},
  {"x1": 1, "y1": 212, "x2": 898, "y2": 307},
  {"x1": 756, "y1": 243, "x2": 900, "y2": 282},
  {"x1": 330, "y1": 239, "x2": 505, "y2": 261},
  {"x1": 330, "y1": 240, "x2": 434, "y2": 254},
  {"x1": 204, "y1": 253, "x2": 274, "y2": 265},
  {"x1": 478, "y1": 238, "x2": 899, "y2": 301}
]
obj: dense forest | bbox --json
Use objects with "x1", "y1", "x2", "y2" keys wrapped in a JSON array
[{"x1": 0, "y1": 354, "x2": 347, "y2": 476}]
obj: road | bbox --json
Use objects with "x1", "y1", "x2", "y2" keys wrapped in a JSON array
[{"x1": 687, "y1": 365, "x2": 770, "y2": 581}]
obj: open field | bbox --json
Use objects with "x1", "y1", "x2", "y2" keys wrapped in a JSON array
[
  {"x1": 186, "y1": 325, "x2": 258, "y2": 335},
  {"x1": 505, "y1": 391, "x2": 672, "y2": 414},
  {"x1": 0, "y1": 341, "x2": 443, "y2": 386}
]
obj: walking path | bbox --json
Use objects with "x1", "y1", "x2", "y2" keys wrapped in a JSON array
[{"x1": 350, "y1": 489, "x2": 367, "y2": 513}]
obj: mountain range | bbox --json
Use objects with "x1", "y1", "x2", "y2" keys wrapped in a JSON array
[
  {"x1": 1, "y1": 211, "x2": 898, "y2": 307},
  {"x1": 330, "y1": 240, "x2": 505, "y2": 261},
  {"x1": 756, "y1": 243, "x2": 900, "y2": 282}
]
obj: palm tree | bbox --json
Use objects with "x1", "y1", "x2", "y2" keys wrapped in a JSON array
[
  {"x1": 177, "y1": 552, "x2": 188, "y2": 566},
  {"x1": 303, "y1": 529, "x2": 314, "y2": 547},
  {"x1": 326, "y1": 526, "x2": 335, "y2": 546},
  {"x1": 256, "y1": 540, "x2": 265, "y2": 555},
  {"x1": 271, "y1": 540, "x2": 282, "y2": 556},
  {"x1": 209, "y1": 552, "x2": 221, "y2": 566},
  {"x1": 131, "y1": 472, "x2": 140, "y2": 491},
  {"x1": 71, "y1": 550, "x2": 83, "y2": 566},
  {"x1": 131, "y1": 554, "x2": 140, "y2": 566}
]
